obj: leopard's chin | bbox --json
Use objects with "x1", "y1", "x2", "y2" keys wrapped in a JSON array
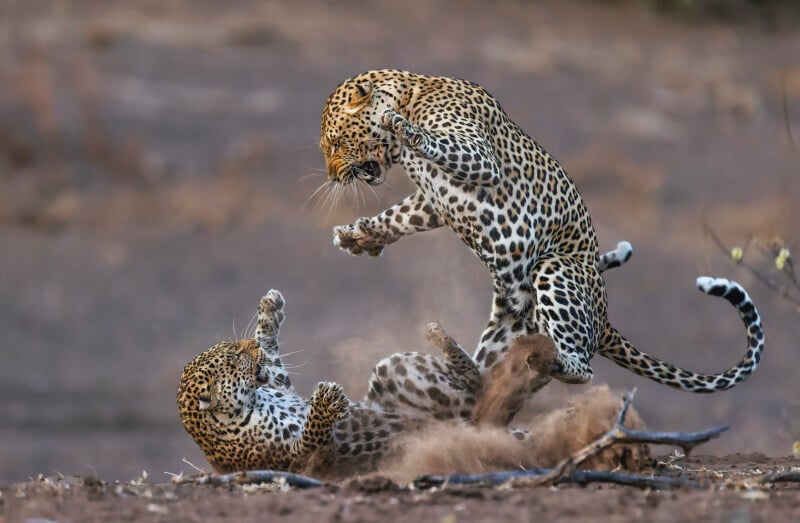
[{"x1": 352, "y1": 161, "x2": 383, "y2": 185}]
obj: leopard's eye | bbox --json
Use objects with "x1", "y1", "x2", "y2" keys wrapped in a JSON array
[{"x1": 332, "y1": 142, "x2": 340, "y2": 153}]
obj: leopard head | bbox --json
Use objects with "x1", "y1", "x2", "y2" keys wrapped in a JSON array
[
  {"x1": 320, "y1": 71, "x2": 399, "y2": 186},
  {"x1": 177, "y1": 338, "x2": 288, "y2": 427}
]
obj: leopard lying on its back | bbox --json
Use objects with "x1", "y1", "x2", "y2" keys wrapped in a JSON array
[
  {"x1": 178, "y1": 290, "x2": 557, "y2": 476},
  {"x1": 320, "y1": 69, "x2": 764, "y2": 400}
]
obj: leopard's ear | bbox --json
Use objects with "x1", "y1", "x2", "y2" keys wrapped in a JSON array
[{"x1": 344, "y1": 81, "x2": 373, "y2": 114}]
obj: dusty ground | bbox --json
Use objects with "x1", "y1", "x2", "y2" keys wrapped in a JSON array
[
  {"x1": 4, "y1": 455, "x2": 800, "y2": 523},
  {"x1": 2, "y1": 0, "x2": 800, "y2": 520}
]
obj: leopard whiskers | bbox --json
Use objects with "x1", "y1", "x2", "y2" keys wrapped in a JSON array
[
  {"x1": 351, "y1": 177, "x2": 367, "y2": 209},
  {"x1": 313, "y1": 181, "x2": 339, "y2": 221},
  {"x1": 276, "y1": 347, "x2": 304, "y2": 357},
  {"x1": 334, "y1": 182, "x2": 348, "y2": 214},
  {"x1": 350, "y1": 166, "x2": 385, "y2": 204},
  {"x1": 214, "y1": 331, "x2": 236, "y2": 345},
  {"x1": 298, "y1": 169, "x2": 327, "y2": 183},
  {"x1": 307, "y1": 161, "x2": 385, "y2": 218},
  {"x1": 305, "y1": 132, "x2": 324, "y2": 148},
  {"x1": 244, "y1": 312, "x2": 259, "y2": 339},
  {"x1": 304, "y1": 180, "x2": 333, "y2": 211},
  {"x1": 281, "y1": 360, "x2": 308, "y2": 372},
  {"x1": 324, "y1": 182, "x2": 343, "y2": 220},
  {"x1": 361, "y1": 178, "x2": 383, "y2": 204},
  {"x1": 232, "y1": 318, "x2": 240, "y2": 341},
  {"x1": 358, "y1": 179, "x2": 367, "y2": 208},
  {"x1": 270, "y1": 345, "x2": 308, "y2": 371}
]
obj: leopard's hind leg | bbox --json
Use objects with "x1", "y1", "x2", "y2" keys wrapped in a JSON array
[
  {"x1": 529, "y1": 253, "x2": 607, "y2": 384},
  {"x1": 474, "y1": 240, "x2": 630, "y2": 373},
  {"x1": 425, "y1": 322, "x2": 482, "y2": 391},
  {"x1": 366, "y1": 324, "x2": 481, "y2": 421}
]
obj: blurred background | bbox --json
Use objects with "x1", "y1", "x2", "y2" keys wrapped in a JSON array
[{"x1": 1, "y1": 0, "x2": 799, "y2": 484}]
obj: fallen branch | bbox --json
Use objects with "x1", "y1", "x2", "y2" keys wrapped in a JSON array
[
  {"x1": 415, "y1": 388, "x2": 726, "y2": 490},
  {"x1": 414, "y1": 469, "x2": 547, "y2": 489},
  {"x1": 414, "y1": 469, "x2": 699, "y2": 490},
  {"x1": 566, "y1": 470, "x2": 698, "y2": 489},
  {"x1": 172, "y1": 470, "x2": 325, "y2": 489},
  {"x1": 761, "y1": 471, "x2": 800, "y2": 485}
]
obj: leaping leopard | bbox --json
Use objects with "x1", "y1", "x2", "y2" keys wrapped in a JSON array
[{"x1": 319, "y1": 69, "x2": 764, "y2": 399}]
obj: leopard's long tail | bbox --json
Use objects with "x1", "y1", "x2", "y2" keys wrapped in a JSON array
[{"x1": 599, "y1": 277, "x2": 763, "y2": 393}]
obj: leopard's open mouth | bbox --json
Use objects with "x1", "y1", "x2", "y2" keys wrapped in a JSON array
[{"x1": 352, "y1": 161, "x2": 382, "y2": 185}]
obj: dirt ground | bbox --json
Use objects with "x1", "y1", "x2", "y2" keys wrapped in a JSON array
[
  {"x1": 3, "y1": 454, "x2": 800, "y2": 523},
  {"x1": 2, "y1": 0, "x2": 800, "y2": 520}
]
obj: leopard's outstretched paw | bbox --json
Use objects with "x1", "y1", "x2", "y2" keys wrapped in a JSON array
[
  {"x1": 257, "y1": 289, "x2": 286, "y2": 340},
  {"x1": 333, "y1": 218, "x2": 386, "y2": 257},
  {"x1": 333, "y1": 223, "x2": 365, "y2": 255},
  {"x1": 311, "y1": 381, "x2": 350, "y2": 423},
  {"x1": 260, "y1": 290, "x2": 286, "y2": 315},
  {"x1": 379, "y1": 109, "x2": 405, "y2": 133},
  {"x1": 379, "y1": 109, "x2": 423, "y2": 148}
]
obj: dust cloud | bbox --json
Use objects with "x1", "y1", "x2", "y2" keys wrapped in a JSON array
[{"x1": 380, "y1": 384, "x2": 650, "y2": 482}]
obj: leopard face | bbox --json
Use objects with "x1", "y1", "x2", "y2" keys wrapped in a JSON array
[
  {"x1": 177, "y1": 339, "x2": 280, "y2": 427},
  {"x1": 319, "y1": 72, "x2": 400, "y2": 185}
]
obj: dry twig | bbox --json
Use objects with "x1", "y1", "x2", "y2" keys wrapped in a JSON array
[{"x1": 702, "y1": 217, "x2": 800, "y2": 312}]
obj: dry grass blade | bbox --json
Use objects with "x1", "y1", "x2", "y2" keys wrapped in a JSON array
[{"x1": 782, "y1": 74, "x2": 797, "y2": 151}]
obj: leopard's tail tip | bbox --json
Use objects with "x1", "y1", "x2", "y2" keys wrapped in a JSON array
[
  {"x1": 696, "y1": 276, "x2": 733, "y2": 294},
  {"x1": 616, "y1": 241, "x2": 633, "y2": 261}
]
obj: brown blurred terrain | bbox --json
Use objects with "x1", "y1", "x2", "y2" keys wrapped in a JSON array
[{"x1": 1, "y1": 0, "x2": 800, "y2": 495}]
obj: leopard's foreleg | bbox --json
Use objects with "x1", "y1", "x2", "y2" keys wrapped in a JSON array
[
  {"x1": 380, "y1": 109, "x2": 501, "y2": 187},
  {"x1": 333, "y1": 190, "x2": 443, "y2": 257},
  {"x1": 290, "y1": 381, "x2": 349, "y2": 460}
]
